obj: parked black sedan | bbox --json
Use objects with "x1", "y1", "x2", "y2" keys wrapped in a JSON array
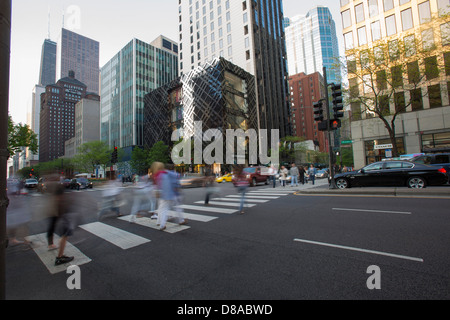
[{"x1": 333, "y1": 161, "x2": 448, "y2": 189}]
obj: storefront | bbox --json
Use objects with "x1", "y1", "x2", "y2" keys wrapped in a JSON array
[
  {"x1": 364, "y1": 137, "x2": 405, "y2": 164},
  {"x1": 421, "y1": 131, "x2": 450, "y2": 153}
]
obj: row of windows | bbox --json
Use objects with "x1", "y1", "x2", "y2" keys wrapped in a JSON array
[{"x1": 343, "y1": 0, "x2": 450, "y2": 49}]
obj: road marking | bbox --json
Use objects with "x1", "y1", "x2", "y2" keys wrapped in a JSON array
[
  {"x1": 118, "y1": 216, "x2": 191, "y2": 233},
  {"x1": 332, "y1": 208, "x2": 412, "y2": 215},
  {"x1": 25, "y1": 233, "x2": 92, "y2": 274},
  {"x1": 195, "y1": 201, "x2": 255, "y2": 208},
  {"x1": 80, "y1": 222, "x2": 150, "y2": 249},
  {"x1": 293, "y1": 238, "x2": 424, "y2": 263},
  {"x1": 177, "y1": 204, "x2": 237, "y2": 214},
  {"x1": 180, "y1": 212, "x2": 218, "y2": 222},
  {"x1": 226, "y1": 195, "x2": 279, "y2": 200},
  {"x1": 253, "y1": 189, "x2": 296, "y2": 193},
  {"x1": 248, "y1": 192, "x2": 290, "y2": 196},
  {"x1": 213, "y1": 197, "x2": 269, "y2": 203}
]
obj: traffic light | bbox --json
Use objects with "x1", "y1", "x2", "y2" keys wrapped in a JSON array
[
  {"x1": 111, "y1": 147, "x2": 118, "y2": 164},
  {"x1": 331, "y1": 83, "x2": 344, "y2": 119},
  {"x1": 313, "y1": 100, "x2": 324, "y2": 122},
  {"x1": 330, "y1": 119, "x2": 341, "y2": 130}
]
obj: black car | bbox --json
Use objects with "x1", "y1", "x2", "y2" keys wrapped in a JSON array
[
  {"x1": 333, "y1": 160, "x2": 448, "y2": 189},
  {"x1": 69, "y1": 178, "x2": 93, "y2": 190},
  {"x1": 410, "y1": 153, "x2": 450, "y2": 182}
]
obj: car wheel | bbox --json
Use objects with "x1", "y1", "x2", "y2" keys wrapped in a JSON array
[
  {"x1": 252, "y1": 178, "x2": 257, "y2": 187},
  {"x1": 407, "y1": 176, "x2": 426, "y2": 189},
  {"x1": 335, "y1": 178, "x2": 349, "y2": 189},
  {"x1": 265, "y1": 178, "x2": 269, "y2": 185}
]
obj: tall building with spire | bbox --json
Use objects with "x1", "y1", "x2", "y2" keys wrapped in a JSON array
[{"x1": 39, "y1": 39, "x2": 57, "y2": 86}]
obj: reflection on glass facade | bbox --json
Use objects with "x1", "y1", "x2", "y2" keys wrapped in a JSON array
[
  {"x1": 285, "y1": 6, "x2": 340, "y2": 83},
  {"x1": 143, "y1": 57, "x2": 257, "y2": 148},
  {"x1": 100, "y1": 38, "x2": 178, "y2": 149}
]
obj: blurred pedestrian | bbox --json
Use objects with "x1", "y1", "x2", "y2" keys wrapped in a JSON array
[
  {"x1": 234, "y1": 165, "x2": 249, "y2": 214},
  {"x1": 290, "y1": 163, "x2": 299, "y2": 187},
  {"x1": 98, "y1": 179, "x2": 124, "y2": 220},
  {"x1": 299, "y1": 166, "x2": 306, "y2": 185},
  {"x1": 308, "y1": 164, "x2": 317, "y2": 185},
  {"x1": 268, "y1": 164, "x2": 277, "y2": 188},
  {"x1": 279, "y1": 166, "x2": 288, "y2": 187},
  {"x1": 6, "y1": 193, "x2": 32, "y2": 248},
  {"x1": 46, "y1": 178, "x2": 76, "y2": 266},
  {"x1": 153, "y1": 162, "x2": 186, "y2": 231},
  {"x1": 204, "y1": 167, "x2": 219, "y2": 205}
]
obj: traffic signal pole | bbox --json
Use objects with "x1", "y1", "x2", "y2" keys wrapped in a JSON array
[
  {"x1": 323, "y1": 67, "x2": 337, "y2": 189},
  {"x1": 0, "y1": 0, "x2": 11, "y2": 300}
]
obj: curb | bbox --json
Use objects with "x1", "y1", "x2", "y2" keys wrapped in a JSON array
[{"x1": 295, "y1": 187, "x2": 450, "y2": 198}]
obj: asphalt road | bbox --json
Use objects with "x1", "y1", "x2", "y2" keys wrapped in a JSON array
[{"x1": 5, "y1": 181, "x2": 450, "y2": 300}]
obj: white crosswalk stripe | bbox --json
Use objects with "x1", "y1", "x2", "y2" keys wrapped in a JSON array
[
  {"x1": 80, "y1": 222, "x2": 151, "y2": 249},
  {"x1": 247, "y1": 192, "x2": 290, "y2": 196},
  {"x1": 25, "y1": 233, "x2": 92, "y2": 274},
  {"x1": 213, "y1": 197, "x2": 269, "y2": 203},
  {"x1": 194, "y1": 201, "x2": 256, "y2": 208},
  {"x1": 226, "y1": 195, "x2": 279, "y2": 199},
  {"x1": 177, "y1": 204, "x2": 237, "y2": 214},
  {"x1": 118, "y1": 215, "x2": 191, "y2": 233}
]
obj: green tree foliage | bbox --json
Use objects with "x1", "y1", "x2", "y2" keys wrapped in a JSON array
[
  {"x1": 73, "y1": 141, "x2": 112, "y2": 173},
  {"x1": 8, "y1": 115, "x2": 38, "y2": 157}
]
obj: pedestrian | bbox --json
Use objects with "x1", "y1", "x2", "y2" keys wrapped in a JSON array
[
  {"x1": 268, "y1": 164, "x2": 277, "y2": 188},
  {"x1": 299, "y1": 166, "x2": 306, "y2": 185},
  {"x1": 46, "y1": 176, "x2": 76, "y2": 266},
  {"x1": 6, "y1": 193, "x2": 32, "y2": 248},
  {"x1": 129, "y1": 175, "x2": 154, "y2": 223},
  {"x1": 152, "y1": 162, "x2": 187, "y2": 231},
  {"x1": 98, "y1": 179, "x2": 123, "y2": 220},
  {"x1": 290, "y1": 163, "x2": 299, "y2": 187},
  {"x1": 204, "y1": 167, "x2": 219, "y2": 205},
  {"x1": 279, "y1": 166, "x2": 288, "y2": 187},
  {"x1": 308, "y1": 164, "x2": 317, "y2": 185},
  {"x1": 234, "y1": 165, "x2": 249, "y2": 214}
]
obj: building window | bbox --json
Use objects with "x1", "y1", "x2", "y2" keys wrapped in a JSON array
[
  {"x1": 357, "y1": 26, "x2": 367, "y2": 46},
  {"x1": 424, "y1": 56, "x2": 439, "y2": 80},
  {"x1": 344, "y1": 31, "x2": 354, "y2": 50},
  {"x1": 368, "y1": 0, "x2": 379, "y2": 17},
  {"x1": 355, "y1": 3, "x2": 365, "y2": 23},
  {"x1": 371, "y1": 20, "x2": 382, "y2": 41},
  {"x1": 428, "y1": 84, "x2": 442, "y2": 108},
  {"x1": 418, "y1": 1, "x2": 432, "y2": 24},
  {"x1": 383, "y1": 0, "x2": 394, "y2": 11},
  {"x1": 385, "y1": 14, "x2": 397, "y2": 36},
  {"x1": 342, "y1": 9, "x2": 352, "y2": 29},
  {"x1": 401, "y1": 8, "x2": 414, "y2": 31}
]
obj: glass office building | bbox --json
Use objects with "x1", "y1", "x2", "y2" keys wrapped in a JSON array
[
  {"x1": 178, "y1": 0, "x2": 291, "y2": 137},
  {"x1": 100, "y1": 37, "x2": 178, "y2": 149},
  {"x1": 285, "y1": 6, "x2": 340, "y2": 83}
]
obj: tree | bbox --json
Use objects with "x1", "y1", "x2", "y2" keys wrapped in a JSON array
[
  {"x1": 147, "y1": 141, "x2": 170, "y2": 165},
  {"x1": 343, "y1": 11, "x2": 450, "y2": 157},
  {"x1": 130, "y1": 147, "x2": 150, "y2": 175},
  {"x1": 73, "y1": 141, "x2": 111, "y2": 174},
  {"x1": 7, "y1": 115, "x2": 38, "y2": 157}
]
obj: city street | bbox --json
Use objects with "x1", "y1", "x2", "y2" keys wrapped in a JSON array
[{"x1": 5, "y1": 180, "x2": 450, "y2": 300}]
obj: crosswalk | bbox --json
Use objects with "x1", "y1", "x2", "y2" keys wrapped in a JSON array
[{"x1": 25, "y1": 187, "x2": 296, "y2": 274}]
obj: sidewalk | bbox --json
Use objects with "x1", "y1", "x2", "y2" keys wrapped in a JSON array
[{"x1": 295, "y1": 181, "x2": 450, "y2": 198}]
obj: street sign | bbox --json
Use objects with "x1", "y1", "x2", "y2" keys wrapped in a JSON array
[{"x1": 341, "y1": 140, "x2": 353, "y2": 145}]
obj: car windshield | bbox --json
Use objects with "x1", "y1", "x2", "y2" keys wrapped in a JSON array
[
  {"x1": 26, "y1": 179, "x2": 37, "y2": 183},
  {"x1": 244, "y1": 168, "x2": 256, "y2": 173}
]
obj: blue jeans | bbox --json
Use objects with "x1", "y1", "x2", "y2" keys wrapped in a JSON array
[
  {"x1": 237, "y1": 186, "x2": 247, "y2": 211},
  {"x1": 291, "y1": 175, "x2": 298, "y2": 186}
]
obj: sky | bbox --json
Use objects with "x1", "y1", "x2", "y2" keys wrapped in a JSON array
[{"x1": 8, "y1": 0, "x2": 343, "y2": 126}]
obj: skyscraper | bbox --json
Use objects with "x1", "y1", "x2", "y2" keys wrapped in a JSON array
[
  {"x1": 285, "y1": 6, "x2": 340, "y2": 83},
  {"x1": 39, "y1": 71, "x2": 87, "y2": 163},
  {"x1": 100, "y1": 36, "x2": 178, "y2": 150},
  {"x1": 178, "y1": 0, "x2": 291, "y2": 137},
  {"x1": 56, "y1": 28, "x2": 100, "y2": 94},
  {"x1": 39, "y1": 39, "x2": 57, "y2": 86}
]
